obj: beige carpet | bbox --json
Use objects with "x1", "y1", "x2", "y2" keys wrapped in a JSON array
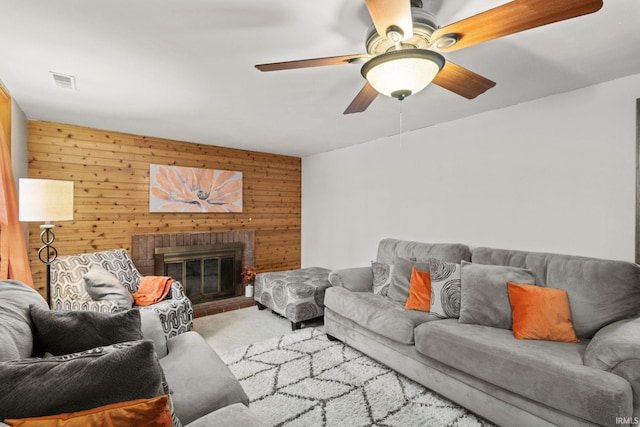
[{"x1": 193, "y1": 305, "x2": 324, "y2": 353}]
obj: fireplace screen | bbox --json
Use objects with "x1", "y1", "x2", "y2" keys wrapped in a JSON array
[{"x1": 155, "y1": 243, "x2": 242, "y2": 302}]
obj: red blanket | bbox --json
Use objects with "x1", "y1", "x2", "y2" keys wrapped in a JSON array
[{"x1": 133, "y1": 276, "x2": 174, "y2": 306}]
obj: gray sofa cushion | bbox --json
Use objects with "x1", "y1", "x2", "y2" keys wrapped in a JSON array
[
  {"x1": 328, "y1": 267, "x2": 373, "y2": 293},
  {"x1": 376, "y1": 239, "x2": 471, "y2": 264},
  {"x1": 414, "y1": 320, "x2": 632, "y2": 426},
  {"x1": 30, "y1": 305, "x2": 142, "y2": 356},
  {"x1": 325, "y1": 286, "x2": 440, "y2": 344},
  {"x1": 0, "y1": 280, "x2": 48, "y2": 362},
  {"x1": 160, "y1": 331, "x2": 249, "y2": 425},
  {"x1": 458, "y1": 261, "x2": 536, "y2": 329},
  {"x1": 0, "y1": 340, "x2": 165, "y2": 419},
  {"x1": 83, "y1": 265, "x2": 134, "y2": 310},
  {"x1": 386, "y1": 258, "x2": 430, "y2": 304},
  {"x1": 471, "y1": 247, "x2": 640, "y2": 338}
]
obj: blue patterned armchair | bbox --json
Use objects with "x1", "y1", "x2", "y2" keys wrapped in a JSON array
[{"x1": 50, "y1": 249, "x2": 193, "y2": 338}]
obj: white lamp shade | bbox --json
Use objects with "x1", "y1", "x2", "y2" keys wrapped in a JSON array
[
  {"x1": 19, "y1": 179, "x2": 74, "y2": 222},
  {"x1": 361, "y1": 49, "x2": 445, "y2": 98}
]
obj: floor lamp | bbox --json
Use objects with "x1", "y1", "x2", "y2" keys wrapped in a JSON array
[{"x1": 19, "y1": 178, "x2": 74, "y2": 307}]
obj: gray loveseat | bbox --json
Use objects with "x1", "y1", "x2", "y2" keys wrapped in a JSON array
[
  {"x1": 0, "y1": 279, "x2": 263, "y2": 426},
  {"x1": 324, "y1": 238, "x2": 640, "y2": 427}
]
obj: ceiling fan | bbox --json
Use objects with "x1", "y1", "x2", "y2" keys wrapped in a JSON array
[{"x1": 255, "y1": 0, "x2": 603, "y2": 114}]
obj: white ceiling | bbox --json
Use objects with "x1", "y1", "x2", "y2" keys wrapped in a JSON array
[{"x1": 1, "y1": 0, "x2": 639, "y2": 157}]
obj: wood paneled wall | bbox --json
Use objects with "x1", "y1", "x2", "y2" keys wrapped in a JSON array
[{"x1": 27, "y1": 121, "x2": 301, "y2": 298}]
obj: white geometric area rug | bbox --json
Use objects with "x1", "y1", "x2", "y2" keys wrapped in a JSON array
[{"x1": 219, "y1": 328, "x2": 495, "y2": 427}]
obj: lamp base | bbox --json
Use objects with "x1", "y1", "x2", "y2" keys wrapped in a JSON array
[{"x1": 37, "y1": 223, "x2": 57, "y2": 308}]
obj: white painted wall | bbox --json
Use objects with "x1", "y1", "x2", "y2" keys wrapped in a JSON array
[
  {"x1": 302, "y1": 73, "x2": 640, "y2": 269},
  {"x1": 10, "y1": 100, "x2": 29, "y2": 242},
  {"x1": 11, "y1": 100, "x2": 28, "y2": 184},
  {"x1": 1, "y1": 80, "x2": 29, "y2": 187}
]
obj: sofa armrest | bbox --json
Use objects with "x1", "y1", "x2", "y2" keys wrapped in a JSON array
[
  {"x1": 52, "y1": 296, "x2": 119, "y2": 313},
  {"x1": 585, "y1": 317, "x2": 640, "y2": 418},
  {"x1": 160, "y1": 331, "x2": 249, "y2": 425},
  {"x1": 328, "y1": 267, "x2": 373, "y2": 292},
  {"x1": 139, "y1": 309, "x2": 168, "y2": 358},
  {"x1": 186, "y1": 403, "x2": 266, "y2": 427},
  {"x1": 585, "y1": 317, "x2": 640, "y2": 371},
  {"x1": 169, "y1": 280, "x2": 187, "y2": 299}
]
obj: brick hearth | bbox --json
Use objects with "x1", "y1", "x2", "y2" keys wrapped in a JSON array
[{"x1": 193, "y1": 296, "x2": 256, "y2": 318}]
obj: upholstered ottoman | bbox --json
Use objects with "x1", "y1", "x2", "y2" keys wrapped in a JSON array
[{"x1": 254, "y1": 267, "x2": 331, "y2": 330}]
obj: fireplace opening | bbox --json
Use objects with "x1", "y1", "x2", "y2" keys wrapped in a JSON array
[{"x1": 155, "y1": 243, "x2": 243, "y2": 303}]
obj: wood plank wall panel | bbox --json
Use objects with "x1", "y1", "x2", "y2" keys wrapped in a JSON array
[{"x1": 27, "y1": 121, "x2": 301, "y2": 298}]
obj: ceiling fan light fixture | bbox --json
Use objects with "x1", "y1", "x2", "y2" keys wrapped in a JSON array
[{"x1": 361, "y1": 49, "x2": 444, "y2": 99}]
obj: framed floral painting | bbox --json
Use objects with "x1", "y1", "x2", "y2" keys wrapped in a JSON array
[{"x1": 149, "y1": 164, "x2": 242, "y2": 213}]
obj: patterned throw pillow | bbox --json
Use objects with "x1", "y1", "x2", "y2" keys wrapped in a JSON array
[
  {"x1": 371, "y1": 261, "x2": 394, "y2": 296},
  {"x1": 428, "y1": 259, "x2": 461, "y2": 318}
]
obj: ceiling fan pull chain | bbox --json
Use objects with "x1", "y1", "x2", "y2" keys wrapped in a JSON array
[{"x1": 399, "y1": 99, "x2": 403, "y2": 148}]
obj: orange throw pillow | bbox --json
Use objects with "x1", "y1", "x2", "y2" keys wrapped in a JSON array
[
  {"x1": 507, "y1": 282, "x2": 579, "y2": 343},
  {"x1": 4, "y1": 395, "x2": 171, "y2": 427},
  {"x1": 405, "y1": 266, "x2": 431, "y2": 312}
]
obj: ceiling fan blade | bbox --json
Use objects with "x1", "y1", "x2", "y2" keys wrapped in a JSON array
[
  {"x1": 431, "y1": 0, "x2": 603, "y2": 52},
  {"x1": 432, "y1": 61, "x2": 496, "y2": 99},
  {"x1": 344, "y1": 82, "x2": 379, "y2": 114},
  {"x1": 256, "y1": 54, "x2": 370, "y2": 72},
  {"x1": 365, "y1": 0, "x2": 413, "y2": 41}
]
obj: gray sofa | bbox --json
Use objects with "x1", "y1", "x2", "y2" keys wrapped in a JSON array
[
  {"x1": 324, "y1": 238, "x2": 640, "y2": 427},
  {"x1": 0, "y1": 279, "x2": 263, "y2": 426}
]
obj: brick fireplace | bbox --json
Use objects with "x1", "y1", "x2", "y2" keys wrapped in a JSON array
[
  {"x1": 131, "y1": 231, "x2": 256, "y2": 317},
  {"x1": 155, "y1": 242, "x2": 243, "y2": 302}
]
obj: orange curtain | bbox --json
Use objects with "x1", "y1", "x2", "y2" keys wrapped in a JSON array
[{"x1": 0, "y1": 120, "x2": 34, "y2": 287}]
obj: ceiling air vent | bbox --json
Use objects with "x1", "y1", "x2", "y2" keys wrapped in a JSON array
[{"x1": 50, "y1": 72, "x2": 76, "y2": 90}]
